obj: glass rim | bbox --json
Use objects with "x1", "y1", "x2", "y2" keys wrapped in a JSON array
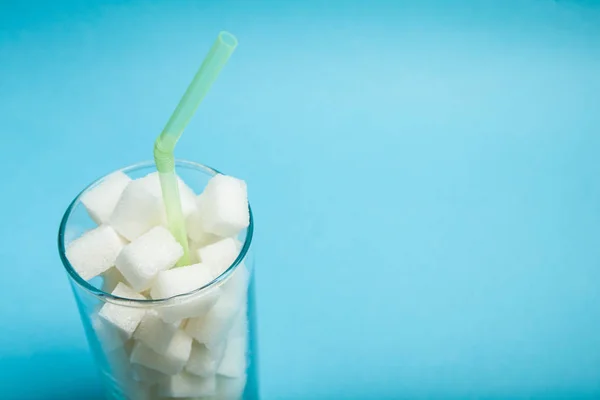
[{"x1": 57, "y1": 159, "x2": 254, "y2": 307}]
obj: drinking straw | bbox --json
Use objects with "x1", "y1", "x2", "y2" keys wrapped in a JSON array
[{"x1": 154, "y1": 31, "x2": 238, "y2": 266}]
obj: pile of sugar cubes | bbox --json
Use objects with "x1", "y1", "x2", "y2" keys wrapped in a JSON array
[{"x1": 67, "y1": 170, "x2": 250, "y2": 400}]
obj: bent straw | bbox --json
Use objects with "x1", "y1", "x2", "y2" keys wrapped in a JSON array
[{"x1": 154, "y1": 31, "x2": 238, "y2": 266}]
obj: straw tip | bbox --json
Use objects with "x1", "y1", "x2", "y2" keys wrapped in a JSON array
[{"x1": 218, "y1": 31, "x2": 238, "y2": 49}]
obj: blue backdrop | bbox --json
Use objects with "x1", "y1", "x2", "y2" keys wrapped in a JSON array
[{"x1": 1, "y1": 1, "x2": 600, "y2": 399}]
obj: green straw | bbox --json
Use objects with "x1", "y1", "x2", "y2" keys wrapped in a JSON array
[{"x1": 154, "y1": 31, "x2": 238, "y2": 266}]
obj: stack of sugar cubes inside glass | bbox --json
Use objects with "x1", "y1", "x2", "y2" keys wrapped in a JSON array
[{"x1": 66, "y1": 169, "x2": 251, "y2": 400}]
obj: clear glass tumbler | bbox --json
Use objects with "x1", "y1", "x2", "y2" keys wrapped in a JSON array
[{"x1": 58, "y1": 160, "x2": 258, "y2": 400}]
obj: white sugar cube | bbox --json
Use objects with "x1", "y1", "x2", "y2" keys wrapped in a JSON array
[
  {"x1": 158, "y1": 372, "x2": 216, "y2": 398},
  {"x1": 134, "y1": 310, "x2": 181, "y2": 355},
  {"x1": 110, "y1": 179, "x2": 166, "y2": 241},
  {"x1": 116, "y1": 226, "x2": 183, "y2": 291},
  {"x1": 185, "y1": 341, "x2": 225, "y2": 377},
  {"x1": 151, "y1": 263, "x2": 215, "y2": 299},
  {"x1": 216, "y1": 375, "x2": 247, "y2": 400},
  {"x1": 105, "y1": 341, "x2": 133, "y2": 381},
  {"x1": 126, "y1": 381, "x2": 156, "y2": 400},
  {"x1": 98, "y1": 283, "x2": 147, "y2": 339},
  {"x1": 220, "y1": 263, "x2": 250, "y2": 308},
  {"x1": 131, "y1": 363, "x2": 168, "y2": 384},
  {"x1": 140, "y1": 172, "x2": 198, "y2": 218},
  {"x1": 163, "y1": 330, "x2": 193, "y2": 368},
  {"x1": 91, "y1": 314, "x2": 124, "y2": 352},
  {"x1": 195, "y1": 264, "x2": 250, "y2": 344},
  {"x1": 184, "y1": 265, "x2": 248, "y2": 346},
  {"x1": 187, "y1": 239, "x2": 201, "y2": 265},
  {"x1": 228, "y1": 305, "x2": 248, "y2": 341},
  {"x1": 199, "y1": 175, "x2": 249, "y2": 237},
  {"x1": 157, "y1": 292, "x2": 220, "y2": 324},
  {"x1": 196, "y1": 237, "x2": 241, "y2": 277},
  {"x1": 116, "y1": 376, "x2": 156, "y2": 400},
  {"x1": 185, "y1": 288, "x2": 243, "y2": 345},
  {"x1": 81, "y1": 171, "x2": 132, "y2": 224},
  {"x1": 66, "y1": 225, "x2": 126, "y2": 280},
  {"x1": 130, "y1": 331, "x2": 191, "y2": 376},
  {"x1": 101, "y1": 267, "x2": 127, "y2": 293},
  {"x1": 104, "y1": 343, "x2": 155, "y2": 400},
  {"x1": 217, "y1": 336, "x2": 247, "y2": 378},
  {"x1": 151, "y1": 263, "x2": 220, "y2": 322},
  {"x1": 186, "y1": 196, "x2": 221, "y2": 246}
]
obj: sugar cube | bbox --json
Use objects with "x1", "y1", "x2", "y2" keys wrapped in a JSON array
[
  {"x1": 115, "y1": 376, "x2": 157, "y2": 400},
  {"x1": 151, "y1": 263, "x2": 220, "y2": 322},
  {"x1": 126, "y1": 381, "x2": 156, "y2": 400},
  {"x1": 105, "y1": 346, "x2": 131, "y2": 383},
  {"x1": 187, "y1": 266, "x2": 249, "y2": 346},
  {"x1": 228, "y1": 305, "x2": 248, "y2": 341},
  {"x1": 151, "y1": 263, "x2": 214, "y2": 299},
  {"x1": 196, "y1": 237, "x2": 241, "y2": 277},
  {"x1": 139, "y1": 172, "x2": 198, "y2": 218},
  {"x1": 163, "y1": 330, "x2": 194, "y2": 369},
  {"x1": 220, "y1": 263, "x2": 250, "y2": 308},
  {"x1": 104, "y1": 338, "x2": 135, "y2": 383},
  {"x1": 185, "y1": 341, "x2": 225, "y2": 377},
  {"x1": 158, "y1": 372, "x2": 216, "y2": 398},
  {"x1": 91, "y1": 314, "x2": 124, "y2": 352},
  {"x1": 184, "y1": 288, "x2": 243, "y2": 346},
  {"x1": 198, "y1": 271, "x2": 249, "y2": 344},
  {"x1": 215, "y1": 375, "x2": 247, "y2": 400},
  {"x1": 116, "y1": 226, "x2": 183, "y2": 291},
  {"x1": 186, "y1": 196, "x2": 221, "y2": 246},
  {"x1": 110, "y1": 179, "x2": 166, "y2": 241},
  {"x1": 157, "y1": 292, "x2": 221, "y2": 325},
  {"x1": 102, "y1": 341, "x2": 158, "y2": 400},
  {"x1": 66, "y1": 225, "x2": 126, "y2": 280},
  {"x1": 98, "y1": 283, "x2": 147, "y2": 339},
  {"x1": 134, "y1": 310, "x2": 181, "y2": 355},
  {"x1": 217, "y1": 336, "x2": 247, "y2": 378},
  {"x1": 199, "y1": 175, "x2": 249, "y2": 237},
  {"x1": 187, "y1": 239, "x2": 201, "y2": 265},
  {"x1": 130, "y1": 330, "x2": 191, "y2": 376},
  {"x1": 81, "y1": 171, "x2": 132, "y2": 224},
  {"x1": 101, "y1": 267, "x2": 127, "y2": 293},
  {"x1": 131, "y1": 363, "x2": 168, "y2": 384}
]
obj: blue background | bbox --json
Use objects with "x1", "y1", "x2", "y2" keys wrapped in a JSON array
[{"x1": 1, "y1": 0, "x2": 600, "y2": 399}]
